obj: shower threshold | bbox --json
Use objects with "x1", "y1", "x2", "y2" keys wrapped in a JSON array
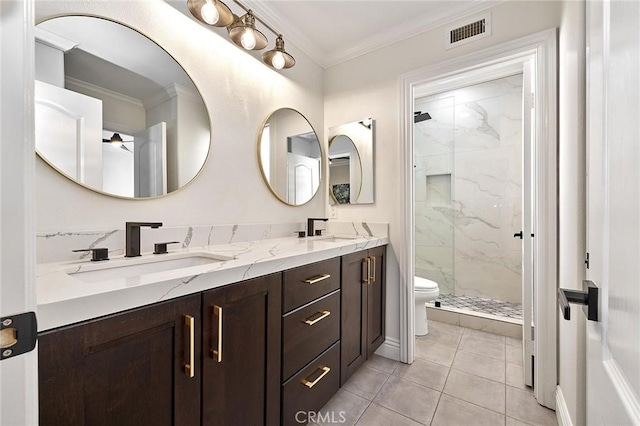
[{"x1": 427, "y1": 293, "x2": 523, "y2": 325}]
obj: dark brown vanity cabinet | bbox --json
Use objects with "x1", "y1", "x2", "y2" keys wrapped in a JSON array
[
  {"x1": 281, "y1": 258, "x2": 341, "y2": 426},
  {"x1": 37, "y1": 246, "x2": 387, "y2": 426},
  {"x1": 340, "y1": 246, "x2": 386, "y2": 385},
  {"x1": 38, "y1": 294, "x2": 202, "y2": 426},
  {"x1": 201, "y1": 273, "x2": 282, "y2": 426}
]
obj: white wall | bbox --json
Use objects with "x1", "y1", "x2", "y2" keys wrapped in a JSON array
[
  {"x1": 558, "y1": 1, "x2": 587, "y2": 425},
  {"x1": 34, "y1": 0, "x2": 324, "y2": 232},
  {"x1": 324, "y1": 0, "x2": 563, "y2": 353},
  {"x1": 35, "y1": 41, "x2": 64, "y2": 86}
]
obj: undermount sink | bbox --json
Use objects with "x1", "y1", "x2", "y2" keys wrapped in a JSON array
[{"x1": 66, "y1": 252, "x2": 233, "y2": 283}]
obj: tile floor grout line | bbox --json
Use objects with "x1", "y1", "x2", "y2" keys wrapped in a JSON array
[
  {"x1": 442, "y1": 339, "x2": 508, "y2": 418},
  {"x1": 440, "y1": 390, "x2": 508, "y2": 418}
]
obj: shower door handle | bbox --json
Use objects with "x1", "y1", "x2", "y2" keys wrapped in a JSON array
[{"x1": 513, "y1": 231, "x2": 523, "y2": 239}]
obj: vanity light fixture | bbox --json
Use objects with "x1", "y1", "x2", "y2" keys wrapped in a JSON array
[
  {"x1": 187, "y1": 0, "x2": 296, "y2": 69},
  {"x1": 263, "y1": 35, "x2": 295, "y2": 70},
  {"x1": 228, "y1": 11, "x2": 267, "y2": 51},
  {"x1": 187, "y1": 0, "x2": 234, "y2": 27}
]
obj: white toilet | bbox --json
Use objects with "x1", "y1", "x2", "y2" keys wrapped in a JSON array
[{"x1": 415, "y1": 276, "x2": 440, "y2": 336}]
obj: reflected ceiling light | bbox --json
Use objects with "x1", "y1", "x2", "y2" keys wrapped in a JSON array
[
  {"x1": 263, "y1": 35, "x2": 295, "y2": 70},
  {"x1": 187, "y1": 0, "x2": 234, "y2": 27},
  {"x1": 187, "y1": 0, "x2": 296, "y2": 69},
  {"x1": 228, "y1": 11, "x2": 267, "y2": 51},
  {"x1": 103, "y1": 133, "x2": 123, "y2": 147}
]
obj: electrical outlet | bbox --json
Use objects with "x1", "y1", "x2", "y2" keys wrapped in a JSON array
[{"x1": 329, "y1": 204, "x2": 337, "y2": 219}]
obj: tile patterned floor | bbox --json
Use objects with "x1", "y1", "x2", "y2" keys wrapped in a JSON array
[
  {"x1": 427, "y1": 294, "x2": 523, "y2": 320},
  {"x1": 312, "y1": 321, "x2": 556, "y2": 426}
]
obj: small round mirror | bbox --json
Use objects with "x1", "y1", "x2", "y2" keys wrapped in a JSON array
[
  {"x1": 34, "y1": 15, "x2": 210, "y2": 199},
  {"x1": 328, "y1": 135, "x2": 363, "y2": 204},
  {"x1": 258, "y1": 108, "x2": 322, "y2": 205}
]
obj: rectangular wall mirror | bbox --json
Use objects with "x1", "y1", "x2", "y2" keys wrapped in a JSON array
[{"x1": 328, "y1": 118, "x2": 375, "y2": 204}]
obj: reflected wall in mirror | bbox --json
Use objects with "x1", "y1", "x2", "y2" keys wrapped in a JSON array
[
  {"x1": 34, "y1": 15, "x2": 210, "y2": 198},
  {"x1": 258, "y1": 108, "x2": 322, "y2": 206},
  {"x1": 328, "y1": 119, "x2": 375, "y2": 204}
]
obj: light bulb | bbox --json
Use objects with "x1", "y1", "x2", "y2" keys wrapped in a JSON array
[
  {"x1": 200, "y1": 0, "x2": 219, "y2": 25},
  {"x1": 240, "y1": 28, "x2": 256, "y2": 50},
  {"x1": 271, "y1": 51, "x2": 285, "y2": 69},
  {"x1": 111, "y1": 141, "x2": 122, "y2": 147}
]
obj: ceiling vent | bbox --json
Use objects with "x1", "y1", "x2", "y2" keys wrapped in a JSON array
[{"x1": 445, "y1": 13, "x2": 491, "y2": 50}]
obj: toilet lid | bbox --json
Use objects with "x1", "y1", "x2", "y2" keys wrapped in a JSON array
[{"x1": 415, "y1": 276, "x2": 438, "y2": 290}]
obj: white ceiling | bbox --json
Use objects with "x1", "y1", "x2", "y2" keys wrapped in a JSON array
[{"x1": 241, "y1": 0, "x2": 502, "y2": 68}]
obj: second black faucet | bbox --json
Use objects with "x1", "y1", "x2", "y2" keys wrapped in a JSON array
[
  {"x1": 125, "y1": 222, "x2": 162, "y2": 257},
  {"x1": 307, "y1": 218, "x2": 328, "y2": 237}
]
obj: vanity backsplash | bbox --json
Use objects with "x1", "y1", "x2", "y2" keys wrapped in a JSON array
[{"x1": 37, "y1": 221, "x2": 389, "y2": 264}]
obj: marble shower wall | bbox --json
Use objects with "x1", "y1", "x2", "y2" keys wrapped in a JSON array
[{"x1": 414, "y1": 74, "x2": 523, "y2": 304}]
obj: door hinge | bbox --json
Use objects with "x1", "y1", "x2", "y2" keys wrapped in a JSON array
[
  {"x1": 524, "y1": 339, "x2": 535, "y2": 356},
  {"x1": 585, "y1": 252, "x2": 590, "y2": 269},
  {"x1": 0, "y1": 312, "x2": 37, "y2": 361}
]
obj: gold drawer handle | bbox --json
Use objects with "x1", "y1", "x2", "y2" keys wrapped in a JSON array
[
  {"x1": 371, "y1": 256, "x2": 376, "y2": 283},
  {"x1": 184, "y1": 315, "x2": 195, "y2": 378},
  {"x1": 303, "y1": 274, "x2": 331, "y2": 285},
  {"x1": 303, "y1": 310, "x2": 330, "y2": 326},
  {"x1": 301, "y1": 365, "x2": 331, "y2": 388},
  {"x1": 211, "y1": 305, "x2": 223, "y2": 362},
  {"x1": 362, "y1": 258, "x2": 370, "y2": 285}
]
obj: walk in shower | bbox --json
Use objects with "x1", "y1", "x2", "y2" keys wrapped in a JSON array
[{"x1": 414, "y1": 74, "x2": 524, "y2": 322}]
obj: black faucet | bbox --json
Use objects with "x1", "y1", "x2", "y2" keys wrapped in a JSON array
[
  {"x1": 307, "y1": 218, "x2": 328, "y2": 237},
  {"x1": 125, "y1": 222, "x2": 162, "y2": 257}
]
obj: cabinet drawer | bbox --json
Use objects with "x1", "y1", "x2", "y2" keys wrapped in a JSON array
[
  {"x1": 283, "y1": 257, "x2": 340, "y2": 313},
  {"x1": 282, "y1": 291, "x2": 340, "y2": 380},
  {"x1": 282, "y1": 342, "x2": 340, "y2": 426}
]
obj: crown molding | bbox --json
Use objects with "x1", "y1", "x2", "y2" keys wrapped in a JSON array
[
  {"x1": 244, "y1": 0, "x2": 503, "y2": 68},
  {"x1": 34, "y1": 27, "x2": 78, "y2": 53},
  {"x1": 65, "y1": 77, "x2": 144, "y2": 108},
  {"x1": 242, "y1": 0, "x2": 327, "y2": 67}
]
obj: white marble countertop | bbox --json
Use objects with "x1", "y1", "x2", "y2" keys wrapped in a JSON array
[{"x1": 36, "y1": 234, "x2": 388, "y2": 332}]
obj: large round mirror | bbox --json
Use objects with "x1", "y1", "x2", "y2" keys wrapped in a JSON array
[
  {"x1": 328, "y1": 135, "x2": 362, "y2": 204},
  {"x1": 34, "y1": 15, "x2": 210, "y2": 198},
  {"x1": 258, "y1": 108, "x2": 322, "y2": 205}
]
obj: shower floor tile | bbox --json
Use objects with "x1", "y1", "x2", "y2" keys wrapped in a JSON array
[{"x1": 427, "y1": 294, "x2": 523, "y2": 320}]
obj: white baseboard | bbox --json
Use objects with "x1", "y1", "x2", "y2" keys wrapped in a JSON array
[
  {"x1": 556, "y1": 385, "x2": 574, "y2": 426},
  {"x1": 374, "y1": 337, "x2": 400, "y2": 361}
]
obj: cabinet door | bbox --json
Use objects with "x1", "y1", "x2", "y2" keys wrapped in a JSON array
[
  {"x1": 38, "y1": 294, "x2": 201, "y2": 426},
  {"x1": 340, "y1": 250, "x2": 368, "y2": 385},
  {"x1": 201, "y1": 273, "x2": 281, "y2": 426},
  {"x1": 367, "y1": 246, "x2": 386, "y2": 358}
]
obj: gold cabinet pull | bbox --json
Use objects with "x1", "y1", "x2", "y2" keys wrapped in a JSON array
[
  {"x1": 211, "y1": 305, "x2": 223, "y2": 362},
  {"x1": 301, "y1": 365, "x2": 331, "y2": 388},
  {"x1": 302, "y1": 310, "x2": 331, "y2": 326},
  {"x1": 184, "y1": 315, "x2": 195, "y2": 378},
  {"x1": 362, "y1": 258, "x2": 370, "y2": 285},
  {"x1": 303, "y1": 274, "x2": 331, "y2": 285},
  {"x1": 371, "y1": 256, "x2": 376, "y2": 283}
]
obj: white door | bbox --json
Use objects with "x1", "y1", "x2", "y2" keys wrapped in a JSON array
[
  {"x1": 521, "y1": 61, "x2": 534, "y2": 388},
  {"x1": 586, "y1": 1, "x2": 640, "y2": 424},
  {"x1": 34, "y1": 80, "x2": 103, "y2": 189},
  {"x1": 286, "y1": 152, "x2": 319, "y2": 204},
  {"x1": 0, "y1": 0, "x2": 39, "y2": 423},
  {"x1": 134, "y1": 122, "x2": 167, "y2": 197}
]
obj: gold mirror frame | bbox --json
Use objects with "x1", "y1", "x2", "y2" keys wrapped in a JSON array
[
  {"x1": 257, "y1": 108, "x2": 323, "y2": 206},
  {"x1": 328, "y1": 134, "x2": 363, "y2": 205},
  {"x1": 34, "y1": 14, "x2": 212, "y2": 200}
]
